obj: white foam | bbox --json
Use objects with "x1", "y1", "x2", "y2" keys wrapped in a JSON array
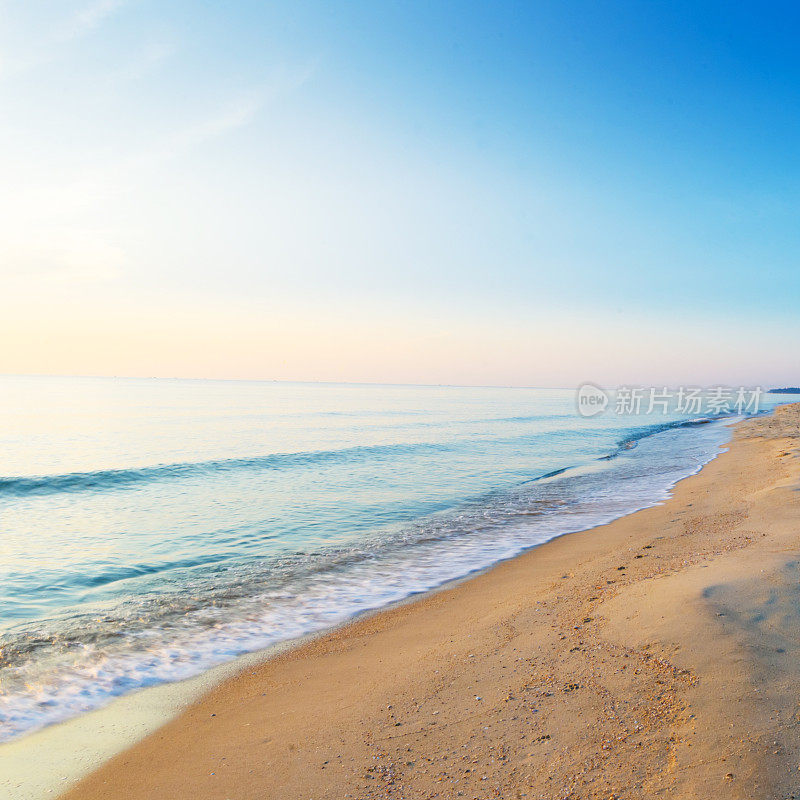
[{"x1": 0, "y1": 420, "x2": 732, "y2": 743}]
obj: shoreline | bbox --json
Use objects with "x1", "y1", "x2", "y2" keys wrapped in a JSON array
[
  {"x1": 8, "y1": 405, "x2": 800, "y2": 799},
  {"x1": 0, "y1": 409, "x2": 729, "y2": 752},
  {"x1": 0, "y1": 417, "x2": 732, "y2": 794}
]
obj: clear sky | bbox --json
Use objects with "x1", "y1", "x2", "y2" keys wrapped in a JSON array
[{"x1": 2, "y1": 1, "x2": 799, "y2": 386}]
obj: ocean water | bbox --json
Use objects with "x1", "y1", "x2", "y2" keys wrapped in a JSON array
[{"x1": 0, "y1": 377, "x2": 783, "y2": 742}]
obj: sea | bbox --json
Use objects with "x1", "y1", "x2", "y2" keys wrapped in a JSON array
[{"x1": 0, "y1": 376, "x2": 787, "y2": 742}]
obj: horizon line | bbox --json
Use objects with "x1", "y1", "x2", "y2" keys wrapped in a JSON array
[
  {"x1": 0, "y1": 373, "x2": 791, "y2": 392},
  {"x1": 0, "y1": 372, "x2": 577, "y2": 391}
]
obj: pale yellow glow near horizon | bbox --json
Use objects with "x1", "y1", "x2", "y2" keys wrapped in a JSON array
[{"x1": 1, "y1": 292, "x2": 793, "y2": 388}]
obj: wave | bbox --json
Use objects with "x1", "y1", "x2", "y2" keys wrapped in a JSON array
[
  {"x1": 601, "y1": 416, "x2": 722, "y2": 459},
  {"x1": 0, "y1": 441, "x2": 455, "y2": 499},
  {"x1": 0, "y1": 416, "x2": 729, "y2": 500}
]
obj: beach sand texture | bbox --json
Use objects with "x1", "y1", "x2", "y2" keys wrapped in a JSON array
[{"x1": 60, "y1": 404, "x2": 800, "y2": 799}]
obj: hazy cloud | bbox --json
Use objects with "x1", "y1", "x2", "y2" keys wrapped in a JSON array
[{"x1": 0, "y1": 0, "x2": 129, "y2": 79}]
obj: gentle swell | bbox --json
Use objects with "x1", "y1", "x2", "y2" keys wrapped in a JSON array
[
  {"x1": 0, "y1": 417, "x2": 724, "y2": 500},
  {"x1": 0, "y1": 441, "x2": 454, "y2": 498}
]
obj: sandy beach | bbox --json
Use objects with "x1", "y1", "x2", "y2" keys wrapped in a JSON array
[
  {"x1": 55, "y1": 403, "x2": 800, "y2": 799},
  {"x1": 6, "y1": 4, "x2": 799, "y2": 797}
]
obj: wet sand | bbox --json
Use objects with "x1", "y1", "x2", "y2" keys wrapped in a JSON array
[{"x1": 60, "y1": 404, "x2": 800, "y2": 799}]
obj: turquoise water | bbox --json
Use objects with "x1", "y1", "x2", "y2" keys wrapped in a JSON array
[{"x1": 0, "y1": 377, "x2": 784, "y2": 741}]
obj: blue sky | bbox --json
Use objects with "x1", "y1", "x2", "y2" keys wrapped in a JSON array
[{"x1": 1, "y1": 1, "x2": 798, "y2": 385}]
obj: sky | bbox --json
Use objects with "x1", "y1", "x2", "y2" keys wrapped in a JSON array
[{"x1": 1, "y1": 0, "x2": 799, "y2": 387}]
